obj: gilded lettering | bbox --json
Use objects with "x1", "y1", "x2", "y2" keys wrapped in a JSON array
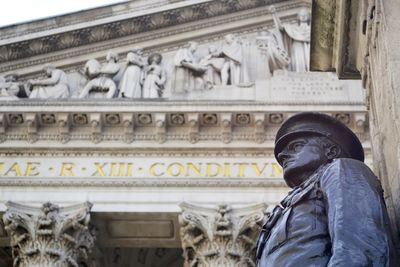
[
  {"x1": 126, "y1": 163, "x2": 133, "y2": 176},
  {"x1": 206, "y1": 163, "x2": 222, "y2": 177},
  {"x1": 60, "y1": 162, "x2": 75, "y2": 177},
  {"x1": 167, "y1": 163, "x2": 184, "y2": 177},
  {"x1": 233, "y1": 163, "x2": 249, "y2": 178},
  {"x1": 4, "y1": 163, "x2": 21, "y2": 176},
  {"x1": 224, "y1": 163, "x2": 231, "y2": 177},
  {"x1": 252, "y1": 163, "x2": 268, "y2": 177},
  {"x1": 91, "y1": 162, "x2": 107, "y2": 177},
  {"x1": 150, "y1": 162, "x2": 164, "y2": 177},
  {"x1": 24, "y1": 162, "x2": 40, "y2": 176},
  {"x1": 271, "y1": 163, "x2": 283, "y2": 177},
  {"x1": 109, "y1": 163, "x2": 118, "y2": 177},
  {"x1": 186, "y1": 163, "x2": 202, "y2": 177}
]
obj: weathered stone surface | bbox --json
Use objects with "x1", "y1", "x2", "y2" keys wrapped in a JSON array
[
  {"x1": 310, "y1": 0, "x2": 400, "y2": 255},
  {"x1": 3, "y1": 202, "x2": 94, "y2": 267},
  {"x1": 179, "y1": 202, "x2": 266, "y2": 266}
]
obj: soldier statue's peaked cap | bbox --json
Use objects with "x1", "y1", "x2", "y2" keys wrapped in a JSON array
[{"x1": 274, "y1": 112, "x2": 364, "y2": 165}]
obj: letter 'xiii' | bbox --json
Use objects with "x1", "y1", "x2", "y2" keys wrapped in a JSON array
[{"x1": 256, "y1": 112, "x2": 396, "y2": 266}]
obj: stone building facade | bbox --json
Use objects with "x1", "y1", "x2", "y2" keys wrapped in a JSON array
[
  {"x1": 311, "y1": 0, "x2": 400, "y2": 255},
  {"x1": 0, "y1": 0, "x2": 370, "y2": 266}
]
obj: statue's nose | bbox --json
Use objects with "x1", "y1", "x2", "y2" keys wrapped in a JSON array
[{"x1": 277, "y1": 151, "x2": 290, "y2": 165}]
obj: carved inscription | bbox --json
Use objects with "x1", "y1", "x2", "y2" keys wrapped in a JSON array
[{"x1": 0, "y1": 157, "x2": 282, "y2": 178}]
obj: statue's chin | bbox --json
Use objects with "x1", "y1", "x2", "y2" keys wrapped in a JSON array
[
  {"x1": 283, "y1": 171, "x2": 299, "y2": 188},
  {"x1": 283, "y1": 167, "x2": 314, "y2": 188}
]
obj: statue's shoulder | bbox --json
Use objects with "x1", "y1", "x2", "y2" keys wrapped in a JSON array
[
  {"x1": 326, "y1": 158, "x2": 370, "y2": 170},
  {"x1": 321, "y1": 158, "x2": 380, "y2": 189}
]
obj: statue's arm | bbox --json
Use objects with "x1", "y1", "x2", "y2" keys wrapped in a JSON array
[
  {"x1": 128, "y1": 54, "x2": 145, "y2": 67},
  {"x1": 100, "y1": 64, "x2": 120, "y2": 75},
  {"x1": 320, "y1": 159, "x2": 394, "y2": 267},
  {"x1": 31, "y1": 70, "x2": 61, "y2": 86},
  {"x1": 269, "y1": 6, "x2": 284, "y2": 31}
]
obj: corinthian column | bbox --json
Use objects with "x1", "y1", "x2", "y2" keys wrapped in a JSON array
[
  {"x1": 3, "y1": 202, "x2": 95, "y2": 267},
  {"x1": 179, "y1": 202, "x2": 266, "y2": 267}
]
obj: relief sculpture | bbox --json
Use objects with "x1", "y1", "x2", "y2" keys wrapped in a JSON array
[
  {"x1": 27, "y1": 64, "x2": 70, "y2": 99},
  {"x1": 0, "y1": 7, "x2": 312, "y2": 101},
  {"x1": 269, "y1": 5, "x2": 311, "y2": 72},
  {"x1": 79, "y1": 51, "x2": 120, "y2": 99},
  {"x1": 0, "y1": 73, "x2": 22, "y2": 100},
  {"x1": 119, "y1": 47, "x2": 146, "y2": 98},
  {"x1": 142, "y1": 53, "x2": 166, "y2": 99}
]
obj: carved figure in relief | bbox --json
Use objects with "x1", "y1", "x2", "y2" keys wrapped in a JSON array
[
  {"x1": 119, "y1": 47, "x2": 146, "y2": 98},
  {"x1": 142, "y1": 53, "x2": 166, "y2": 98},
  {"x1": 78, "y1": 51, "x2": 120, "y2": 98},
  {"x1": 269, "y1": 6, "x2": 311, "y2": 72},
  {"x1": 199, "y1": 45, "x2": 224, "y2": 88},
  {"x1": 256, "y1": 31, "x2": 290, "y2": 76},
  {"x1": 256, "y1": 112, "x2": 396, "y2": 266},
  {"x1": 28, "y1": 64, "x2": 70, "y2": 99},
  {"x1": 0, "y1": 74, "x2": 21, "y2": 100},
  {"x1": 173, "y1": 41, "x2": 206, "y2": 93},
  {"x1": 218, "y1": 34, "x2": 250, "y2": 86}
]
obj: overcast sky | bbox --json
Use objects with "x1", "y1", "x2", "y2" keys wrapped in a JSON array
[{"x1": 0, "y1": 0, "x2": 127, "y2": 27}]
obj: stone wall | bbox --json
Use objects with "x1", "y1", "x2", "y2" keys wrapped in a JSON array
[
  {"x1": 311, "y1": 0, "x2": 400, "y2": 253},
  {"x1": 363, "y1": 0, "x2": 400, "y2": 249}
]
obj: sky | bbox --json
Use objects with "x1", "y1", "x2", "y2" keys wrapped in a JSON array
[{"x1": 0, "y1": 0, "x2": 127, "y2": 27}]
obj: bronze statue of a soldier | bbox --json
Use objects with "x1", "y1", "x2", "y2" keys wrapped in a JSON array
[{"x1": 256, "y1": 112, "x2": 396, "y2": 266}]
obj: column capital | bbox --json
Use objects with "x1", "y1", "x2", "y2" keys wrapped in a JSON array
[
  {"x1": 3, "y1": 201, "x2": 95, "y2": 267},
  {"x1": 179, "y1": 202, "x2": 266, "y2": 267}
]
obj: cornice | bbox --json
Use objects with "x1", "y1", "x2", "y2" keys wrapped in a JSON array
[
  {"x1": 0, "y1": 108, "x2": 368, "y2": 145},
  {"x1": 0, "y1": 99, "x2": 367, "y2": 109},
  {"x1": 0, "y1": 177, "x2": 286, "y2": 188}
]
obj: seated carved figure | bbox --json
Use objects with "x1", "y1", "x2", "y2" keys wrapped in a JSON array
[
  {"x1": 28, "y1": 64, "x2": 69, "y2": 99},
  {"x1": 78, "y1": 51, "x2": 120, "y2": 99},
  {"x1": 173, "y1": 41, "x2": 207, "y2": 93},
  {"x1": 199, "y1": 45, "x2": 225, "y2": 88},
  {"x1": 0, "y1": 74, "x2": 21, "y2": 100},
  {"x1": 256, "y1": 112, "x2": 395, "y2": 267}
]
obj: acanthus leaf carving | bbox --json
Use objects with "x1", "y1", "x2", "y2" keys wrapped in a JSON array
[
  {"x1": 3, "y1": 201, "x2": 95, "y2": 267},
  {"x1": 179, "y1": 202, "x2": 266, "y2": 267}
]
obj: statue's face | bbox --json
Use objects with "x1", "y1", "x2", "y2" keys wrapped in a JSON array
[
  {"x1": 44, "y1": 67, "x2": 53, "y2": 76},
  {"x1": 208, "y1": 45, "x2": 217, "y2": 53},
  {"x1": 189, "y1": 43, "x2": 198, "y2": 53},
  {"x1": 5, "y1": 75, "x2": 16, "y2": 82},
  {"x1": 278, "y1": 136, "x2": 328, "y2": 187},
  {"x1": 225, "y1": 34, "x2": 234, "y2": 44},
  {"x1": 298, "y1": 9, "x2": 310, "y2": 23}
]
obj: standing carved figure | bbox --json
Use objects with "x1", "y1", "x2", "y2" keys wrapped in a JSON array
[
  {"x1": 256, "y1": 31, "x2": 290, "y2": 76},
  {"x1": 269, "y1": 6, "x2": 310, "y2": 72},
  {"x1": 119, "y1": 47, "x2": 146, "y2": 98},
  {"x1": 219, "y1": 34, "x2": 250, "y2": 86},
  {"x1": 28, "y1": 64, "x2": 70, "y2": 99},
  {"x1": 256, "y1": 112, "x2": 396, "y2": 266},
  {"x1": 79, "y1": 51, "x2": 120, "y2": 99},
  {"x1": 142, "y1": 53, "x2": 166, "y2": 98},
  {"x1": 173, "y1": 41, "x2": 206, "y2": 93}
]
